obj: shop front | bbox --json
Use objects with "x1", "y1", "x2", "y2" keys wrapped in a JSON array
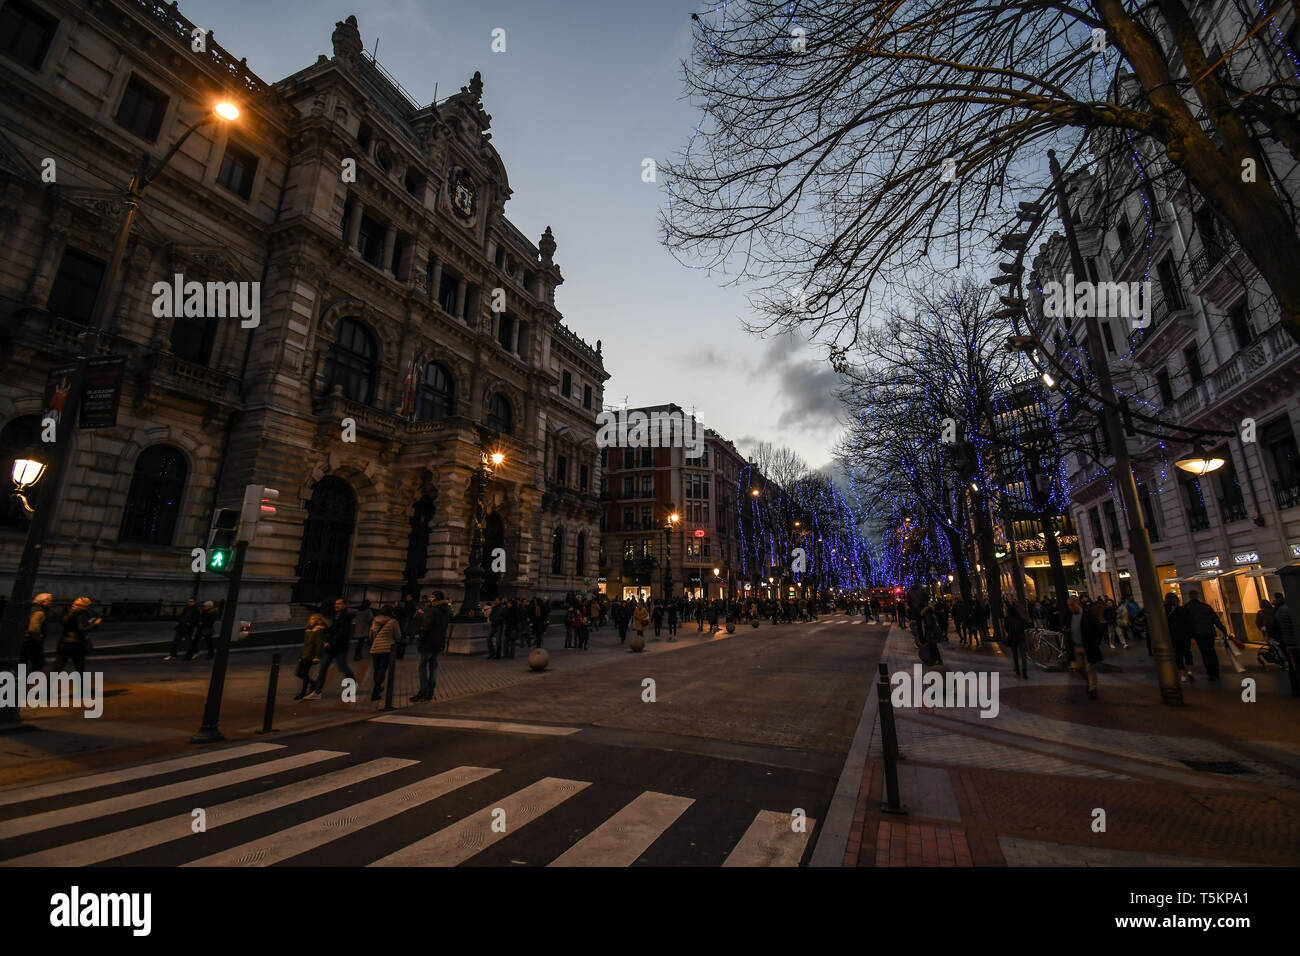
[{"x1": 1217, "y1": 550, "x2": 1276, "y2": 643}]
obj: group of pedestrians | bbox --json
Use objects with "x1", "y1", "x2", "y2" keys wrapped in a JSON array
[
  {"x1": 295, "y1": 592, "x2": 451, "y2": 702},
  {"x1": 20, "y1": 593, "x2": 102, "y2": 673},
  {"x1": 164, "y1": 598, "x2": 220, "y2": 661}
]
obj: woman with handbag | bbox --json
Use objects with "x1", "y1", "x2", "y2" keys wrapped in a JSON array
[
  {"x1": 294, "y1": 614, "x2": 327, "y2": 700},
  {"x1": 368, "y1": 605, "x2": 401, "y2": 701}
]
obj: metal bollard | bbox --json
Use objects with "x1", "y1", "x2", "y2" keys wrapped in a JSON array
[
  {"x1": 876, "y1": 674, "x2": 906, "y2": 814},
  {"x1": 383, "y1": 652, "x2": 396, "y2": 711},
  {"x1": 260, "y1": 653, "x2": 281, "y2": 734}
]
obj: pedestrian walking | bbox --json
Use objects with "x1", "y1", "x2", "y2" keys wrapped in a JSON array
[
  {"x1": 667, "y1": 600, "x2": 678, "y2": 639},
  {"x1": 633, "y1": 601, "x2": 650, "y2": 639},
  {"x1": 506, "y1": 598, "x2": 526, "y2": 656},
  {"x1": 1182, "y1": 589, "x2": 1227, "y2": 682},
  {"x1": 489, "y1": 597, "x2": 507, "y2": 657},
  {"x1": 652, "y1": 602, "x2": 663, "y2": 638},
  {"x1": 1065, "y1": 594, "x2": 1104, "y2": 699},
  {"x1": 1004, "y1": 599, "x2": 1030, "y2": 679},
  {"x1": 1271, "y1": 593, "x2": 1299, "y2": 697},
  {"x1": 1164, "y1": 592, "x2": 1194, "y2": 681},
  {"x1": 294, "y1": 613, "x2": 327, "y2": 700},
  {"x1": 352, "y1": 598, "x2": 374, "y2": 661},
  {"x1": 166, "y1": 598, "x2": 199, "y2": 662},
  {"x1": 367, "y1": 604, "x2": 400, "y2": 701},
  {"x1": 530, "y1": 596, "x2": 549, "y2": 648},
  {"x1": 413, "y1": 591, "x2": 451, "y2": 701},
  {"x1": 55, "y1": 597, "x2": 100, "y2": 674},
  {"x1": 187, "y1": 600, "x2": 218, "y2": 660},
  {"x1": 305, "y1": 598, "x2": 355, "y2": 699},
  {"x1": 22, "y1": 592, "x2": 54, "y2": 671}
]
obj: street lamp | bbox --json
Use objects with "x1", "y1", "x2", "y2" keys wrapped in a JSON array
[
  {"x1": 663, "y1": 508, "x2": 679, "y2": 599},
  {"x1": 10, "y1": 457, "x2": 45, "y2": 516},
  {"x1": 1174, "y1": 446, "x2": 1225, "y2": 475},
  {"x1": 1, "y1": 101, "x2": 240, "y2": 731},
  {"x1": 456, "y1": 446, "x2": 504, "y2": 619}
]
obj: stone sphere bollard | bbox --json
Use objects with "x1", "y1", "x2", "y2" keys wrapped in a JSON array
[
  {"x1": 629, "y1": 635, "x2": 645, "y2": 652},
  {"x1": 726, "y1": 623, "x2": 736, "y2": 633},
  {"x1": 528, "y1": 648, "x2": 549, "y2": 671}
]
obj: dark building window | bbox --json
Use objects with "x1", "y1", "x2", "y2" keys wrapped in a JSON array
[
  {"x1": 1228, "y1": 301, "x2": 1255, "y2": 349},
  {"x1": 415, "y1": 363, "x2": 454, "y2": 420},
  {"x1": 438, "y1": 271, "x2": 460, "y2": 315},
  {"x1": 118, "y1": 445, "x2": 186, "y2": 545},
  {"x1": 1184, "y1": 344, "x2": 1204, "y2": 385},
  {"x1": 357, "y1": 214, "x2": 386, "y2": 268},
  {"x1": 46, "y1": 249, "x2": 105, "y2": 324},
  {"x1": 170, "y1": 312, "x2": 218, "y2": 365},
  {"x1": 498, "y1": 313, "x2": 515, "y2": 351},
  {"x1": 583, "y1": 384, "x2": 593, "y2": 410},
  {"x1": 1214, "y1": 450, "x2": 1247, "y2": 523},
  {"x1": 390, "y1": 235, "x2": 406, "y2": 277},
  {"x1": 1102, "y1": 499, "x2": 1123, "y2": 550},
  {"x1": 580, "y1": 463, "x2": 589, "y2": 492},
  {"x1": 1157, "y1": 256, "x2": 1183, "y2": 310},
  {"x1": 0, "y1": 0, "x2": 57, "y2": 70},
  {"x1": 622, "y1": 476, "x2": 634, "y2": 497},
  {"x1": 1087, "y1": 507, "x2": 1105, "y2": 554},
  {"x1": 356, "y1": 123, "x2": 372, "y2": 150},
  {"x1": 487, "y1": 394, "x2": 513, "y2": 435},
  {"x1": 640, "y1": 474, "x2": 653, "y2": 497},
  {"x1": 216, "y1": 141, "x2": 258, "y2": 199},
  {"x1": 576, "y1": 532, "x2": 586, "y2": 576},
  {"x1": 1137, "y1": 481, "x2": 1160, "y2": 542},
  {"x1": 622, "y1": 507, "x2": 633, "y2": 529},
  {"x1": 556, "y1": 454, "x2": 568, "y2": 484},
  {"x1": 1180, "y1": 473, "x2": 1211, "y2": 531},
  {"x1": 114, "y1": 74, "x2": 168, "y2": 143},
  {"x1": 404, "y1": 171, "x2": 424, "y2": 198},
  {"x1": 324, "y1": 318, "x2": 376, "y2": 404},
  {"x1": 1262, "y1": 417, "x2": 1300, "y2": 509},
  {"x1": 1156, "y1": 368, "x2": 1174, "y2": 404},
  {"x1": 561, "y1": 371, "x2": 572, "y2": 397},
  {"x1": 551, "y1": 526, "x2": 565, "y2": 575}
]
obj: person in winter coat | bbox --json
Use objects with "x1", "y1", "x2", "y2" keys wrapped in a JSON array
[
  {"x1": 188, "y1": 600, "x2": 218, "y2": 660},
  {"x1": 365, "y1": 605, "x2": 401, "y2": 701},
  {"x1": 294, "y1": 614, "x2": 327, "y2": 700},
  {"x1": 530, "y1": 597, "x2": 549, "y2": 648},
  {"x1": 413, "y1": 592, "x2": 452, "y2": 701},
  {"x1": 652, "y1": 602, "x2": 664, "y2": 638},
  {"x1": 55, "y1": 597, "x2": 101, "y2": 673},
  {"x1": 1003, "y1": 600, "x2": 1030, "y2": 679},
  {"x1": 1271, "y1": 593, "x2": 1299, "y2": 697},
  {"x1": 167, "y1": 598, "x2": 199, "y2": 662},
  {"x1": 505, "y1": 598, "x2": 526, "y2": 657},
  {"x1": 666, "y1": 600, "x2": 678, "y2": 638},
  {"x1": 22, "y1": 593, "x2": 54, "y2": 670},
  {"x1": 306, "y1": 598, "x2": 355, "y2": 699},
  {"x1": 1182, "y1": 589, "x2": 1227, "y2": 681},
  {"x1": 1065, "y1": 594, "x2": 1104, "y2": 699},
  {"x1": 1163, "y1": 592, "x2": 1194, "y2": 681},
  {"x1": 918, "y1": 602, "x2": 944, "y2": 666},
  {"x1": 489, "y1": 597, "x2": 508, "y2": 657},
  {"x1": 633, "y1": 601, "x2": 651, "y2": 638}
]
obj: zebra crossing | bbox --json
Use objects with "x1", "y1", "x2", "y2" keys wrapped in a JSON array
[{"x1": 0, "y1": 741, "x2": 817, "y2": 867}]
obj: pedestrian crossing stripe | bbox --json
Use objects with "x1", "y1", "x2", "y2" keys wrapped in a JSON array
[
  {"x1": 371, "y1": 776, "x2": 590, "y2": 867},
  {"x1": 0, "y1": 749, "x2": 344, "y2": 841},
  {"x1": 0, "y1": 742, "x2": 285, "y2": 808},
  {"x1": 2, "y1": 757, "x2": 416, "y2": 867},
  {"x1": 0, "y1": 751, "x2": 817, "y2": 867},
  {"x1": 371, "y1": 715, "x2": 580, "y2": 736}
]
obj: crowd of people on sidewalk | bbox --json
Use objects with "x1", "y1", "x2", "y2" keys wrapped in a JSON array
[{"x1": 886, "y1": 582, "x2": 1299, "y2": 700}]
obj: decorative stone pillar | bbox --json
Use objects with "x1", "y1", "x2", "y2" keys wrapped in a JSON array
[
  {"x1": 25, "y1": 204, "x2": 72, "y2": 308},
  {"x1": 430, "y1": 255, "x2": 442, "y2": 302},
  {"x1": 455, "y1": 276, "x2": 467, "y2": 320},
  {"x1": 382, "y1": 223, "x2": 397, "y2": 275},
  {"x1": 346, "y1": 198, "x2": 363, "y2": 249}
]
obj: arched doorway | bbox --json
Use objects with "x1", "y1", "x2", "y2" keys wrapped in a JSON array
[
  {"x1": 404, "y1": 494, "x2": 436, "y2": 599},
  {"x1": 480, "y1": 511, "x2": 505, "y2": 600},
  {"x1": 293, "y1": 476, "x2": 357, "y2": 606}
]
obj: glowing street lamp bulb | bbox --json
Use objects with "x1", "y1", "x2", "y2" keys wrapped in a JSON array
[
  {"x1": 1041, "y1": 371, "x2": 1057, "y2": 388},
  {"x1": 751, "y1": 488, "x2": 760, "y2": 497},
  {"x1": 1174, "y1": 454, "x2": 1224, "y2": 475},
  {"x1": 12, "y1": 457, "x2": 45, "y2": 487},
  {"x1": 669, "y1": 512, "x2": 680, "y2": 524},
  {"x1": 490, "y1": 452, "x2": 505, "y2": 466},
  {"x1": 214, "y1": 101, "x2": 240, "y2": 121},
  {"x1": 712, "y1": 568, "x2": 720, "y2": 576}
]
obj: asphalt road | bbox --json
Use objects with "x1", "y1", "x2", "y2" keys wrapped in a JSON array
[{"x1": 0, "y1": 616, "x2": 886, "y2": 867}]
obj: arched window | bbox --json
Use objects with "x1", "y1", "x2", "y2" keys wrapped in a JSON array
[
  {"x1": 551, "y1": 526, "x2": 565, "y2": 575},
  {"x1": 323, "y1": 318, "x2": 377, "y2": 403},
  {"x1": 1, "y1": 415, "x2": 42, "y2": 531},
  {"x1": 119, "y1": 444, "x2": 187, "y2": 545},
  {"x1": 487, "y1": 393, "x2": 513, "y2": 435},
  {"x1": 575, "y1": 531, "x2": 586, "y2": 577},
  {"x1": 416, "y1": 363, "x2": 455, "y2": 420}
]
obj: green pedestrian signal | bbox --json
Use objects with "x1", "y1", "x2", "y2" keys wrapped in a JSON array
[
  {"x1": 207, "y1": 549, "x2": 230, "y2": 571},
  {"x1": 205, "y1": 508, "x2": 239, "y2": 575}
]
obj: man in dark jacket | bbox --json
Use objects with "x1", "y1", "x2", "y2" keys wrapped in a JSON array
[
  {"x1": 187, "y1": 601, "x2": 218, "y2": 660},
  {"x1": 412, "y1": 591, "x2": 451, "y2": 702},
  {"x1": 307, "y1": 598, "x2": 355, "y2": 698},
  {"x1": 1271, "y1": 593, "x2": 1299, "y2": 697},
  {"x1": 1065, "y1": 594, "x2": 1104, "y2": 699},
  {"x1": 167, "y1": 598, "x2": 200, "y2": 662},
  {"x1": 1182, "y1": 589, "x2": 1227, "y2": 681},
  {"x1": 56, "y1": 596, "x2": 101, "y2": 674}
]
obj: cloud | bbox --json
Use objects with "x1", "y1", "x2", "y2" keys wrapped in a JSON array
[{"x1": 757, "y1": 332, "x2": 844, "y2": 432}]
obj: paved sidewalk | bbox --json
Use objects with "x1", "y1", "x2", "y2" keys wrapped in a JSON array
[
  {"x1": 0, "y1": 622, "x2": 749, "y2": 789},
  {"x1": 842, "y1": 625, "x2": 1300, "y2": 867}
]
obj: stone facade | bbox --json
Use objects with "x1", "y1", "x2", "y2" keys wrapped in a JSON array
[{"x1": 0, "y1": 2, "x2": 605, "y2": 622}]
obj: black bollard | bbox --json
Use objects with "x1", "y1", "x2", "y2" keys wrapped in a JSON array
[
  {"x1": 260, "y1": 652, "x2": 281, "y2": 734},
  {"x1": 876, "y1": 674, "x2": 906, "y2": 814},
  {"x1": 383, "y1": 653, "x2": 396, "y2": 712}
]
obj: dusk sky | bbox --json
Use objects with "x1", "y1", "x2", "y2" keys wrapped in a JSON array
[{"x1": 178, "y1": 0, "x2": 845, "y2": 468}]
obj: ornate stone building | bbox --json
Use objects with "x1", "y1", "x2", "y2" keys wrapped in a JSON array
[{"x1": 0, "y1": 2, "x2": 605, "y2": 622}]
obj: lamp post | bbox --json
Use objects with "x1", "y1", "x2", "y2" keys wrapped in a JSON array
[
  {"x1": 0, "y1": 102, "x2": 239, "y2": 731},
  {"x1": 663, "y1": 507, "x2": 679, "y2": 600},
  {"x1": 457, "y1": 448, "x2": 505, "y2": 619}
]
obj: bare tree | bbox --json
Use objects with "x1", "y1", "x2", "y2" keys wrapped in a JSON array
[{"x1": 666, "y1": 1, "x2": 1300, "y2": 342}]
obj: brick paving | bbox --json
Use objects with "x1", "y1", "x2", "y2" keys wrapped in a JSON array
[{"x1": 843, "y1": 625, "x2": 1300, "y2": 867}]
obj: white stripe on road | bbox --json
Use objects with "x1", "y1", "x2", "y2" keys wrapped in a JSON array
[
  {"x1": 2, "y1": 757, "x2": 416, "y2": 867},
  {"x1": 0, "y1": 742, "x2": 284, "y2": 808},
  {"x1": 549, "y1": 791, "x2": 694, "y2": 867},
  {"x1": 722, "y1": 809, "x2": 816, "y2": 867},
  {"x1": 370, "y1": 715, "x2": 580, "y2": 736},
  {"x1": 187, "y1": 766, "x2": 499, "y2": 867},
  {"x1": 0, "y1": 750, "x2": 342, "y2": 841},
  {"x1": 371, "y1": 776, "x2": 590, "y2": 867}
]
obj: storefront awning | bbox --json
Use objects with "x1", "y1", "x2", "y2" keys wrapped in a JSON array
[{"x1": 1240, "y1": 567, "x2": 1277, "y2": 578}]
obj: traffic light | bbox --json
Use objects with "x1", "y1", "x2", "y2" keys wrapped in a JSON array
[
  {"x1": 239, "y1": 485, "x2": 279, "y2": 541},
  {"x1": 206, "y1": 508, "x2": 239, "y2": 574}
]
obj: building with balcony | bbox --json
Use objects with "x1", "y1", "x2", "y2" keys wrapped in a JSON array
[
  {"x1": 0, "y1": 2, "x2": 606, "y2": 621},
  {"x1": 1026, "y1": 1, "x2": 1300, "y2": 641}
]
